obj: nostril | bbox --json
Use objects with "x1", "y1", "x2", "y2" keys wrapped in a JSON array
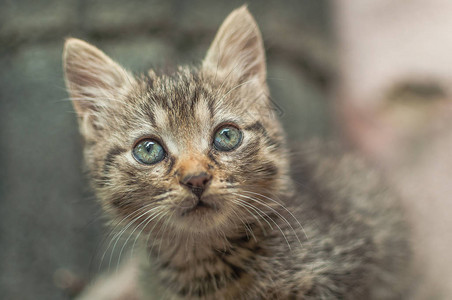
[{"x1": 181, "y1": 172, "x2": 212, "y2": 193}]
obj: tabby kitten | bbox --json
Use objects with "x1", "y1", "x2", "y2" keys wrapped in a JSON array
[{"x1": 64, "y1": 6, "x2": 411, "y2": 300}]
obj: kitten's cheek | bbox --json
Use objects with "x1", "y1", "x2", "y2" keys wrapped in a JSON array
[
  {"x1": 127, "y1": 156, "x2": 168, "y2": 176},
  {"x1": 207, "y1": 183, "x2": 225, "y2": 196}
]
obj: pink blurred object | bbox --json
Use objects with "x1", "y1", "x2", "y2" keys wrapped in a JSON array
[{"x1": 334, "y1": 0, "x2": 452, "y2": 298}]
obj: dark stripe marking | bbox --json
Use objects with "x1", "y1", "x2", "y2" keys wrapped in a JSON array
[
  {"x1": 103, "y1": 146, "x2": 127, "y2": 175},
  {"x1": 165, "y1": 156, "x2": 175, "y2": 176},
  {"x1": 245, "y1": 121, "x2": 281, "y2": 148},
  {"x1": 208, "y1": 151, "x2": 221, "y2": 167}
]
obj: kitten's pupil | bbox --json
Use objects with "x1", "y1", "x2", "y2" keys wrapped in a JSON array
[
  {"x1": 145, "y1": 141, "x2": 161, "y2": 158},
  {"x1": 214, "y1": 126, "x2": 242, "y2": 151},
  {"x1": 145, "y1": 141, "x2": 153, "y2": 152},
  {"x1": 133, "y1": 139, "x2": 165, "y2": 164},
  {"x1": 222, "y1": 129, "x2": 231, "y2": 140}
]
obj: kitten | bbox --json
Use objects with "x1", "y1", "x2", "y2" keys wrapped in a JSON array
[{"x1": 64, "y1": 6, "x2": 412, "y2": 300}]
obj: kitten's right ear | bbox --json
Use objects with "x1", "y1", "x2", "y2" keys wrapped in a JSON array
[
  {"x1": 202, "y1": 6, "x2": 266, "y2": 84},
  {"x1": 63, "y1": 38, "x2": 135, "y2": 117}
]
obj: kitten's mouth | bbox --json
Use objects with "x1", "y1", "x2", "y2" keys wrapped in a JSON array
[{"x1": 181, "y1": 198, "x2": 215, "y2": 216}]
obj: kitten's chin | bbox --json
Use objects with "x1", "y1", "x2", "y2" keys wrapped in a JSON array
[{"x1": 173, "y1": 196, "x2": 227, "y2": 233}]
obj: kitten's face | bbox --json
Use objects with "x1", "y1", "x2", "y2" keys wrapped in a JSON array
[{"x1": 64, "y1": 7, "x2": 290, "y2": 235}]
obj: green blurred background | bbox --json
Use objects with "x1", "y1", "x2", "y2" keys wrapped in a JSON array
[{"x1": 0, "y1": 0, "x2": 333, "y2": 299}]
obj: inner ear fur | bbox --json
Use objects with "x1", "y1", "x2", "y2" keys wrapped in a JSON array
[{"x1": 203, "y1": 6, "x2": 266, "y2": 84}]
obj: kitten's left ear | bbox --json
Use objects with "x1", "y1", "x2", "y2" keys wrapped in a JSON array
[
  {"x1": 203, "y1": 6, "x2": 266, "y2": 84},
  {"x1": 63, "y1": 38, "x2": 135, "y2": 116}
]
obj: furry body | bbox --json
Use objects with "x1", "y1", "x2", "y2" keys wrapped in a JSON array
[
  {"x1": 65, "y1": 7, "x2": 411, "y2": 300},
  {"x1": 136, "y1": 142, "x2": 410, "y2": 300}
]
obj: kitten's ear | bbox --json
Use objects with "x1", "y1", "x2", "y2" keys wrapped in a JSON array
[
  {"x1": 203, "y1": 6, "x2": 266, "y2": 84},
  {"x1": 63, "y1": 38, "x2": 135, "y2": 116}
]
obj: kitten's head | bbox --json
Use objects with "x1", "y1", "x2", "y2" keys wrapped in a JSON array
[{"x1": 64, "y1": 6, "x2": 291, "y2": 236}]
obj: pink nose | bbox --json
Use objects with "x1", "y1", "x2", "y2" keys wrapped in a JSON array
[{"x1": 180, "y1": 172, "x2": 212, "y2": 197}]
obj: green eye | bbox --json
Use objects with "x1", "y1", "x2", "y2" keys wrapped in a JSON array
[
  {"x1": 133, "y1": 139, "x2": 165, "y2": 164},
  {"x1": 213, "y1": 125, "x2": 243, "y2": 151}
]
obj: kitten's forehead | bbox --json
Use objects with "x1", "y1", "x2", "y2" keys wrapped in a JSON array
[
  {"x1": 132, "y1": 68, "x2": 265, "y2": 156},
  {"x1": 143, "y1": 69, "x2": 219, "y2": 153}
]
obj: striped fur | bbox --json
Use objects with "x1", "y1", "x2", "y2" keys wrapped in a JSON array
[{"x1": 65, "y1": 6, "x2": 412, "y2": 300}]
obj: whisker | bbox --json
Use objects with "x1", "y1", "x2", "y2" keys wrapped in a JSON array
[
  {"x1": 241, "y1": 190, "x2": 309, "y2": 243},
  {"x1": 217, "y1": 79, "x2": 257, "y2": 104},
  {"x1": 157, "y1": 212, "x2": 174, "y2": 259},
  {"x1": 107, "y1": 207, "x2": 160, "y2": 271},
  {"x1": 235, "y1": 192, "x2": 303, "y2": 249},
  {"x1": 229, "y1": 203, "x2": 257, "y2": 242},
  {"x1": 232, "y1": 198, "x2": 273, "y2": 231},
  {"x1": 98, "y1": 203, "x2": 155, "y2": 270},
  {"x1": 116, "y1": 209, "x2": 163, "y2": 271},
  {"x1": 130, "y1": 211, "x2": 166, "y2": 257},
  {"x1": 233, "y1": 198, "x2": 291, "y2": 250},
  {"x1": 146, "y1": 212, "x2": 169, "y2": 260},
  {"x1": 214, "y1": 58, "x2": 245, "y2": 100}
]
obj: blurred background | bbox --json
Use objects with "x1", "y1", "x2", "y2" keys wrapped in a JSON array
[{"x1": 1, "y1": 0, "x2": 452, "y2": 299}]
